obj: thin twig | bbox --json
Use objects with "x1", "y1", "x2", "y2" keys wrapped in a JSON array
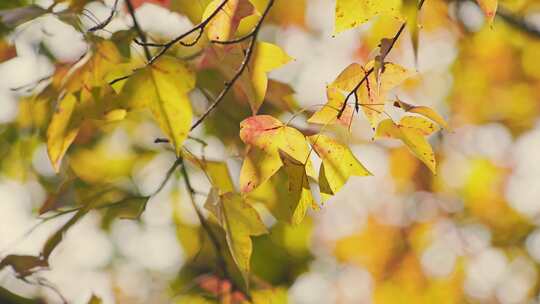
[
  {"x1": 179, "y1": 159, "x2": 232, "y2": 282},
  {"x1": 124, "y1": 0, "x2": 151, "y2": 61},
  {"x1": 496, "y1": 6, "x2": 540, "y2": 38},
  {"x1": 190, "y1": 0, "x2": 275, "y2": 131},
  {"x1": 336, "y1": 22, "x2": 406, "y2": 119},
  {"x1": 147, "y1": 0, "x2": 230, "y2": 64},
  {"x1": 87, "y1": 0, "x2": 119, "y2": 32}
]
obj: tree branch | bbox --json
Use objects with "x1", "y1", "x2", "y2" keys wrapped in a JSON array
[
  {"x1": 337, "y1": 22, "x2": 406, "y2": 119},
  {"x1": 87, "y1": 0, "x2": 119, "y2": 32},
  {"x1": 146, "y1": 0, "x2": 230, "y2": 64},
  {"x1": 496, "y1": 7, "x2": 540, "y2": 38},
  {"x1": 124, "y1": 0, "x2": 151, "y2": 61},
  {"x1": 189, "y1": 0, "x2": 275, "y2": 131},
  {"x1": 178, "y1": 159, "x2": 232, "y2": 284}
]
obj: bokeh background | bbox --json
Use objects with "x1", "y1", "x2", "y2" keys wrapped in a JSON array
[{"x1": 1, "y1": 0, "x2": 540, "y2": 303}]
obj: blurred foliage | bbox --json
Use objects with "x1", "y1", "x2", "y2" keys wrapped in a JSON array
[{"x1": 0, "y1": 0, "x2": 539, "y2": 303}]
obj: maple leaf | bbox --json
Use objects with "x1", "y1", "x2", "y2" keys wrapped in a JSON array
[
  {"x1": 204, "y1": 188, "x2": 267, "y2": 283},
  {"x1": 239, "y1": 115, "x2": 313, "y2": 193},
  {"x1": 308, "y1": 134, "x2": 371, "y2": 201},
  {"x1": 204, "y1": 42, "x2": 292, "y2": 113},
  {"x1": 119, "y1": 55, "x2": 195, "y2": 156},
  {"x1": 334, "y1": 0, "x2": 402, "y2": 34},
  {"x1": 375, "y1": 116, "x2": 440, "y2": 173}
]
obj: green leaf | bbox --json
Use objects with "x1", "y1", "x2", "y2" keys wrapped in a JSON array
[
  {"x1": 251, "y1": 287, "x2": 288, "y2": 304},
  {"x1": 103, "y1": 196, "x2": 149, "y2": 221}
]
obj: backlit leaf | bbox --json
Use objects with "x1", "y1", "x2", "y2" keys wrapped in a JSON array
[
  {"x1": 203, "y1": 0, "x2": 254, "y2": 42},
  {"x1": 393, "y1": 98, "x2": 449, "y2": 129},
  {"x1": 46, "y1": 41, "x2": 123, "y2": 171},
  {"x1": 206, "y1": 42, "x2": 292, "y2": 113},
  {"x1": 308, "y1": 134, "x2": 371, "y2": 201},
  {"x1": 334, "y1": 0, "x2": 402, "y2": 34},
  {"x1": 120, "y1": 56, "x2": 195, "y2": 155},
  {"x1": 360, "y1": 61, "x2": 414, "y2": 129},
  {"x1": 239, "y1": 115, "x2": 313, "y2": 193},
  {"x1": 476, "y1": 0, "x2": 497, "y2": 24},
  {"x1": 375, "y1": 116, "x2": 440, "y2": 173}
]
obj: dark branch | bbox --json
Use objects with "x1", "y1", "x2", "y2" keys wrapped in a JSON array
[
  {"x1": 147, "y1": 0, "x2": 230, "y2": 64},
  {"x1": 496, "y1": 7, "x2": 540, "y2": 38},
  {"x1": 337, "y1": 22, "x2": 406, "y2": 118},
  {"x1": 189, "y1": 0, "x2": 275, "y2": 131},
  {"x1": 179, "y1": 159, "x2": 232, "y2": 283},
  {"x1": 87, "y1": 0, "x2": 119, "y2": 32},
  {"x1": 125, "y1": 0, "x2": 151, "y2": 61}
]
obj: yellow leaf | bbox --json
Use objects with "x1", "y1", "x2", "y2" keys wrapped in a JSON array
[
  {"x1": 375, "y1": 116, "x2": 439, "y2": 173},
  {"x1": 251, "y1": 42, "x2": 292, "y2": 112},
  {"x1": 204, "y1": 188, "x2": 267, "y2": 282},
  {"x1": 203, "y1": 0, "x2": 254, "y2": 42},
  {"x1": 360, "y1": 61, "x2": 414, "y2": 129},
  {"x1": 46, "y1": 41, "x2": 124, "y2": 171},
  {"x1": 308, "y1": 134, "x2": 371, "y2": 201},
  {"x1": 239, "y1": 115, "x2": 313, "y2": 193},
  {"x1": 394, "y1": 99, "x2": 449, "y2": 129},
  {"x1": 120, "y1": 56, "x2": 195, "y2": 155},
  {"x1": 184, "y1": 155, "x2": 235, "y2": 194},
  {"x1": 476, "y1": 0, "x2": 497, "y2": 24},
  {"x1": 47, "y1": 94, "x2": 80, "y2": 172},
  {"x1": 334, "y1": 0, "x2": 402, "y2": 34},
  {"x1": 308, "y1": 63, "x2": 364, "y2": 126},
  {"x1": 308, "y1": 87, "x2": 353, "y2": 127},
  {"x1": 247, "y1": 164, "x2": 313, "y2": 225},
  {"x1": 170, "y1": 0, "x2": 213, "y2": 24},
  {"x1": 278, "y1": 150, "x2": 314, "y2": 225},
  {"x1": 209, "y1": 42, "x2": 292, "y2": 113},
  {"x1": 249, "y1": 287, "x2": 288, "y2": 304},
  {"x1": 69, "y1": 144, "x2": 137, "y2": 184}
]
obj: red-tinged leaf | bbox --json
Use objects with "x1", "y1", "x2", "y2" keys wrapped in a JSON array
[{"x1": 239, "y1": 115, "x2": 313, "y2": 193}]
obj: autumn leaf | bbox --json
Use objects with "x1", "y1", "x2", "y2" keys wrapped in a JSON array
[
  {"x1": 239, "y1": 115, "x2": 313, "y2": 193},
  {"x1": 119, "y1": 55, "x2": 195, "y2": 156},
  {"x1": 205, "y1": 42, "x2": 292, "y2": 113},
  {"x1": 203, "y1": 0, "x2": 254, "y2": 42},
  {"x1": 308, "y1": 134, "x2": 371, "y2": 201},
  {"x1": 359, "y1": 61, "x2": 414, "y2": 129},
  {"x1": 87, "y1": 294, "x2": 103, "y2": 304},
  {"x1": 277, "y1": 150, "x2": 314, "y2": 225},
  {"x1": 308, "y1": 62, "x2": 368, "y2": 126},
  {"x1": 311, "y1": 61, "x2": 413, "y2": 129},
  {"x1": 204, "y1": 188, "x2": 267, "y2": 283},
  {"x1": 334, "y1": 0, "x2": 402, "y2": 34},
  {"x1": 375, "y1": 116, "x2": 440, "y2": 173},
  {"x1": 393, "y1": 98, "x2": 449, "y2": 129},
  {"x1": 184, "y1": 155, "x2": 235, "y2": 194},
  {"x1": 47, "y1": 94, "x2": 82, "y2": 172},
  {"x1": 47, "y1": 41, "x2": 123, "y2": 171},
  {"x1": 476, "y1": 0, "x2": 497, "y2": 24},
  {"x1": 0, "y1": 255, "x2": 48, "y2": 278}
]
